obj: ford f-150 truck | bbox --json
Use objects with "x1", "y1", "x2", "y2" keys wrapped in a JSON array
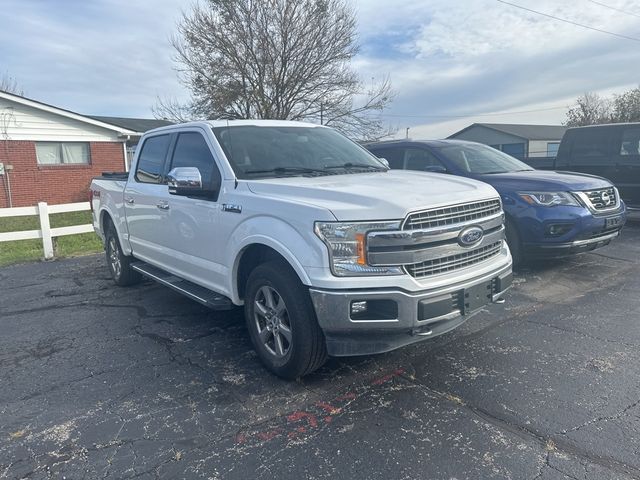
[{"x1": 90, "y1": 120, "x2": 513, "y2": 379}]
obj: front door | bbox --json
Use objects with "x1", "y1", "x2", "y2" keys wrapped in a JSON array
[{"x1": 153, "y1": 129, "x2": 227, "y2": 293}]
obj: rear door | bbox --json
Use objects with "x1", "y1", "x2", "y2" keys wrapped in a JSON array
[
  {"x1": 124, "y1": 133, "x2": 173, "y2": 264},
  {"x1": 613, "y1": 125, "x2": 640, "y2": 207}
]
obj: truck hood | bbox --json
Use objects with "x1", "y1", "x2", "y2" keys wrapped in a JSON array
[
  {"x1": 246, "y1": 171, "x2": 498, "y2": 221},
  {"x1": 475, "y1": 170, "x2": 613, "y2": 192}
]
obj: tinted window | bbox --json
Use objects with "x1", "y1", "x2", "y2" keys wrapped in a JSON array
[
  {"x1": 437, "y1": 143, "x2": 533, "y2": 174},
  {"x1": 371, "y1": 147, "x2": 404, "y2": 169},
  {"x1": 404, "y1": 148, "x2": 445, "y2": 171},
  {"x1": 136, "y1": 135, "x2": 170, "y2": 184},
  {"x1": 620, "y1": 128, "x2": 640, "y2": 156},
  {"x1": 569, "y1": 129, "x2": 610, "y2": 165},
  {"x1": 212, "y1": 126, "x2": 384, "y2": 179},
  {"x1": 170, "y1": 132, "x2": 217, "y2": 185}
]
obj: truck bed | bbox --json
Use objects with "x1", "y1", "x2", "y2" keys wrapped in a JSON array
[{"x1": 96, "y1": 171, "x2": 129, "y2": 180}]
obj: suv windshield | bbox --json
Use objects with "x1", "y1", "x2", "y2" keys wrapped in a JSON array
[
  {"x1": 211, "y1": 125, "x2": 387, "y2": 179},
  {"x1": 437, "y1": 143, "x2": 534, "y2": 174}
]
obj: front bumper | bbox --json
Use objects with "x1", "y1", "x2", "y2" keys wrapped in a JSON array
[
  {"x1": 309, "y1": 263, "x2": 512, "y2": 356},
  {"x1": 520, "y1": 206, "x2": 627, "y2": 258}
]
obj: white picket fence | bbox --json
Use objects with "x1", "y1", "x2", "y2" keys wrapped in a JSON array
[{"x1": 0, "y1": 201, "x2": 94, "y2": 259}]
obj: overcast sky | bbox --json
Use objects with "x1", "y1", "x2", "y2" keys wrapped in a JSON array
[{"x1": 1, "y1": 0, "x2": 639, "y2": 138}]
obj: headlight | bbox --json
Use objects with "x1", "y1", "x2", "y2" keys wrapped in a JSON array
[
  {"x1": 518, "y1": 192, "x2": 579, "y2": 207},
  {"x1": 314, "y1": 221, "x2": 404, "y2": 276}
]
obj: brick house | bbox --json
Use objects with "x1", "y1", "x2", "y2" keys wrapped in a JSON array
[{"x1": 0, "y1": 91, "x2": 171, "y2": 208}]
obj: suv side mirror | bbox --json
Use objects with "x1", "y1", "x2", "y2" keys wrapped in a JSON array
[{"x1": 167, "y1": 167, "x2": 216, "y2": 197}]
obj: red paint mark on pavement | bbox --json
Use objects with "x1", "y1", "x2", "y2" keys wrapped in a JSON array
[
  {"x1": 287, "y1": 411, "x2": 319, "y2": 428},
  {"x1": 370, "y1": 368, "x2": 405, "y2": 385},
  {"x1": 315, "y1": 401, "x2": 341, "y2": 414},
  {"x1": 235, "y1": 366, "x2": 405, "y2": 446}
]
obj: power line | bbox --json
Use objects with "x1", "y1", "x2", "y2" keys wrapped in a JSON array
[
  {"x1": 587, "y1": 0, "x2": 640, "y2": 19},
  {"x1": 496, "y1": 0, "x2": 640, "y2": 43},
  {"x1": 382, "y1": 105, "x2": 570, "y2": 119}
]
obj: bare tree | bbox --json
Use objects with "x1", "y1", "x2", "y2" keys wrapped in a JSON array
[
  {"x1": 155, "y1": 0, "x2": 395, "y2": 141},
  {"x1": 0, "y1": 72, "x2": 24, "y2": 96},
  {"x1": 613, "y1": 86, "x2": 640, "y2": 123},
  {"x1": 565, "y1": 92, "x2": 613, "y2": 127}
]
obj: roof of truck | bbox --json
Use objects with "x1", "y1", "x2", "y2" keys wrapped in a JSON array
[{"x1": 146, "y1": 119, "x2": 323, "y2": 134}]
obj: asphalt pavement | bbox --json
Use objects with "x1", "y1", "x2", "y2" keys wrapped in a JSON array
[{"x1": 1, "y1": 223, "x2": 640, "y2": 479}]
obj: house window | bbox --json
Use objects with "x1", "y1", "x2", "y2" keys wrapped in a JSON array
[
  {"x1": 547, "y1": 142, "x2": 560, "y2": 157},
  {"x1": 36, "y1": 142, "x2": 90, "y2": 165},
  {"x1": 500, "y1": 143, "x2": 526, "y2": 159}
]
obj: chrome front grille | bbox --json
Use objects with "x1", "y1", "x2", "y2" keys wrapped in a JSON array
[
  {"x1": 582, "y1": 187, "x2": 618, "y2": 211},
  {"x1": 366, "y1": 198, "x2": 506, "y2": 279},
  {"x1": 406, "y1": 242, "x2": 503, "y2": 278},
  {"x1": 404, "y1": 199, "x2": 502, "y2": 230}
]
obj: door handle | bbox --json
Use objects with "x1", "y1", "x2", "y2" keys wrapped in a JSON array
[
  {"x1": 125, "y1": 197, "x2": 134, "y2": 205},
  {"x1": 156, "y1": 201, "x2": 170, "y2": 210}
]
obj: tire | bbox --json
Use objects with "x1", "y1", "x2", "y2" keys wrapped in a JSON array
[
  {"x1": 505, "y1": 219, "x2": 523, "y2": 268},
  {"x1": 105, "y1": 222, "x2": 142, "y2": 287},
  {"x1": 244, "y1": 259, "x2": 327, "y2": 379}
]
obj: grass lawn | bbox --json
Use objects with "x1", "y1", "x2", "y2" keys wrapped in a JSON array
[{"x1": 0, "y1": 211, "x2": 103, "y2": 267}]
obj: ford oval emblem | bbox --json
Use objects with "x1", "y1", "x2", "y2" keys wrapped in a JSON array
[{"x1": 458, "y1": 226, "x2": 484, "y2": 247}]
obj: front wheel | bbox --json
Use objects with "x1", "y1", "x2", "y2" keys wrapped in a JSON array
[{"x1": 244, "y1": 260, "x2": 327, "y2": 379}]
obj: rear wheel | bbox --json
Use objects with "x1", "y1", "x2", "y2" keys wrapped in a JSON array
[
  {"x1": 244, "y1": 260, "x2": 327, "y2": 379},
  {"x1": 105, "y1": 222, "x2": 141, "y2": 286}
]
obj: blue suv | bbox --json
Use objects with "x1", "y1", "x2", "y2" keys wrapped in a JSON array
[{"x1": 366, "y1": 140, "x2": 627, "y2": 265}]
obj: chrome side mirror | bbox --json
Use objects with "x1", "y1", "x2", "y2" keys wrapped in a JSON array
[{"x1": 167, "y1": 167, "x2": 204, "y2": 196}]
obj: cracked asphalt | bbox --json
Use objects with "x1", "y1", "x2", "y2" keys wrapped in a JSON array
[{"x1": 2, "y1": 223, "x2": 640, "y2": 480}]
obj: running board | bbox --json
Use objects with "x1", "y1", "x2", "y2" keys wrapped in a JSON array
[{"x1": 131, "y1": 262, "x2": 234, "y2": 310}]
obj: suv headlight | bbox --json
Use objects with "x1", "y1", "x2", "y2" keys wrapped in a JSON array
[
  {"x1": 314, "y1": 221, "x2": 404, "y2": 276},
  {"x1": 518, "y1": 192, "x2": 579, "y2": 207}
]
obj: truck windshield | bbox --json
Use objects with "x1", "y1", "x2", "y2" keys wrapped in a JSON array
[
  {"x1": 438, "y1": 143, "x2": 534, "y2": 174},
  {"x1": 211, "y1": 125, "x2": 387, "y2": 179}
]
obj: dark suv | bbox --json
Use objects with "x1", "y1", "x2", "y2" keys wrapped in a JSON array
[{"x1": 528, "y1": 123, "x2": 640, "y2": 209}]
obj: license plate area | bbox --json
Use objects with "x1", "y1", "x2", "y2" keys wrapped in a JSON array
[
  {"x1": 605, "y1": 215, "x2": 623, "y2": 229},
  {"x1": 463, "y1": 281, "x2": 493, "y2": 314}
]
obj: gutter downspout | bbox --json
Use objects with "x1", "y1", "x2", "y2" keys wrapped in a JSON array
[{"x1": 5, "y1": 167, "x2": 12, "y2": 208}]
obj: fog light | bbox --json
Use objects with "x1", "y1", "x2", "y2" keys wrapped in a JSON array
[
  {"x1": 351, "y1": 301, "x2": 368, "y2": 315},
  {"x1": 546, "y1": 223, "x2": 573, "y2": 237}
]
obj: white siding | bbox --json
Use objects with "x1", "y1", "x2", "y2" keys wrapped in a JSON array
[
  {"x1": 0, "y1": 97, "x2": 122, "y2": 142},
  {"x1": 528, "y1": 140, "x2": 560, "y2": 157}
]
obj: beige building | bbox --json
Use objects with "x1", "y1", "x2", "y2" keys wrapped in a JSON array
[{"x1": 448, "y1": 123, "x2": 567, "y2": 159}]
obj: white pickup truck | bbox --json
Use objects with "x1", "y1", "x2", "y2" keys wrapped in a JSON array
[{"x1": 90, "y1": 120, "x2": 512, "y2": 378}]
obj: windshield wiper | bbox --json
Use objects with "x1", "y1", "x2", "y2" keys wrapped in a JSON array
[
  {"x1": 244, "y1": 166, "x2": 328, "y2": 177},
  {"x1": 323, "y1": 162, "x2": 387, "y2": 171}
]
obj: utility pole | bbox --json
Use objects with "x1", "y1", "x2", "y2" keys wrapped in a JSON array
[
  {"x1": 320, "y1": 103, "x2": 324, "y2": 125},
  {"x1": 405, "y1": 127, "x2": 410, "y2": 139}
]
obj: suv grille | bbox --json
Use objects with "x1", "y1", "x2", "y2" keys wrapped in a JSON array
[
  {"x1": 405, "y1": 199, "x2": 502, "y2": 230},
  {"x1": 584, "y1": 187, "x2": 617, "y2": 210},
  {"x1": 406, "y1": 241, "x2": 503, "y2": 278}
]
